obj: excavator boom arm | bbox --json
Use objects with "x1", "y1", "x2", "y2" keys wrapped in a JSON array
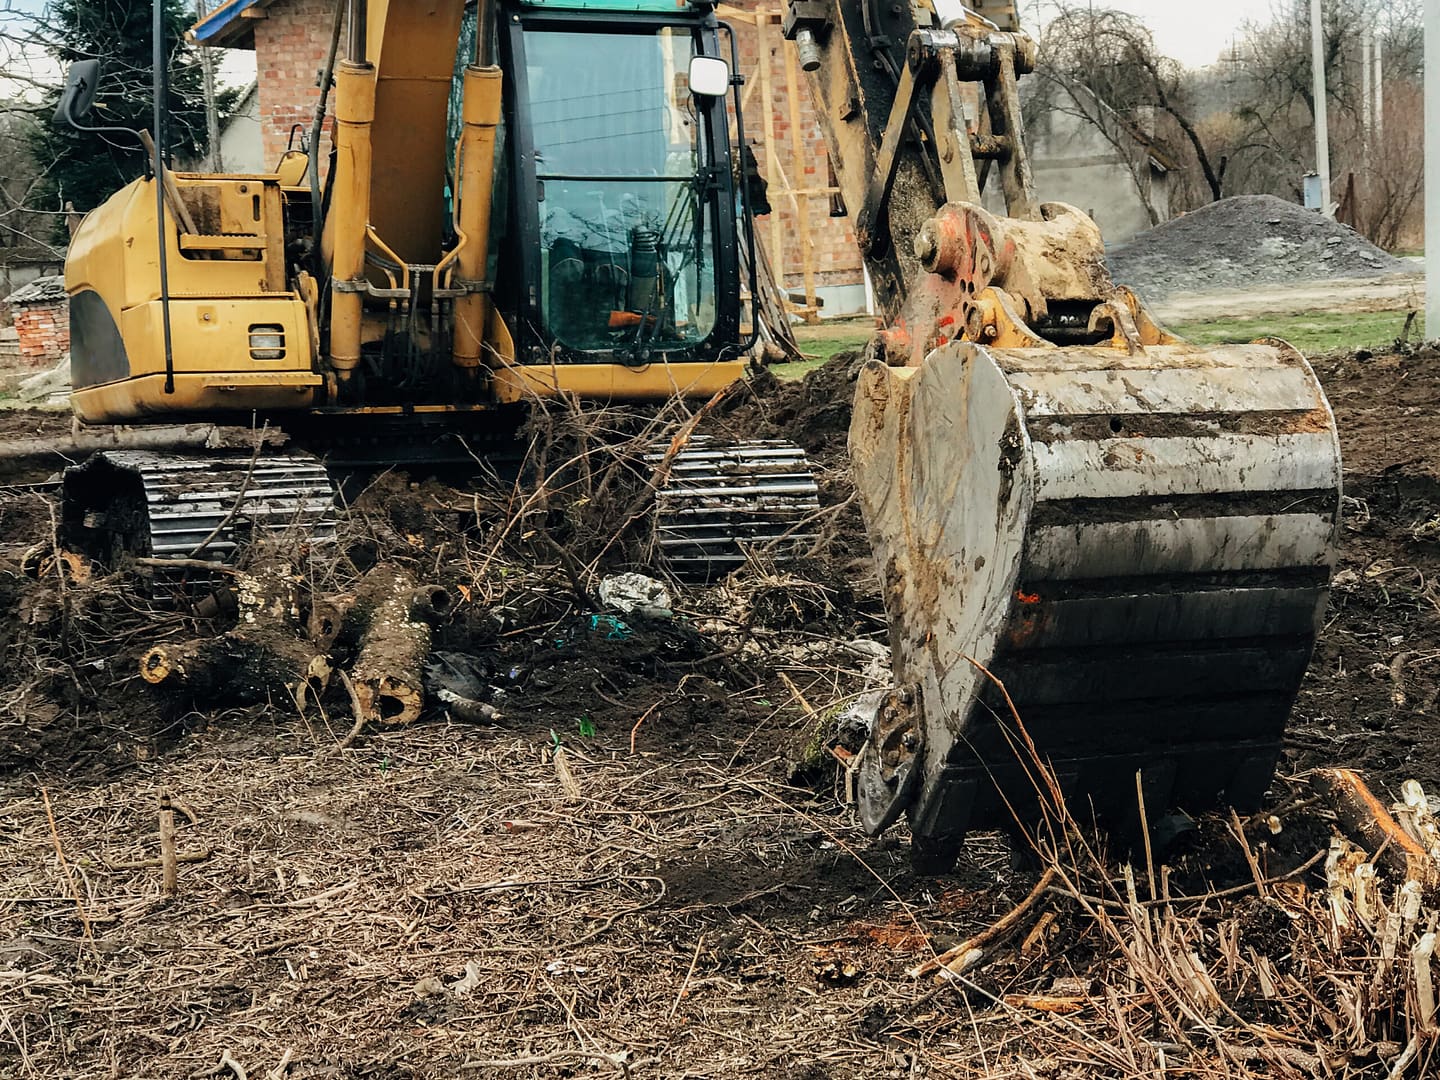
[{"x1": 785, "y1": 0, "x2": 1343, "y2": 869}]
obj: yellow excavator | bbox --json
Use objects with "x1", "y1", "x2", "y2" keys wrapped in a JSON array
[
  {"x1": 51, "y1": 0, "x2": 1342, "y2": 869},
  {"x1": 53, "y1": 0, "x2": 816, "y2": 574},
  {"x1": 785, "y1": 0, "x2": 1341, "y2": 869}
]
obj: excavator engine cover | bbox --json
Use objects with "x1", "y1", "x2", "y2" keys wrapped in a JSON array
[{"x1": 849, "y1": 338, "x2": 1341, "y2": 854}]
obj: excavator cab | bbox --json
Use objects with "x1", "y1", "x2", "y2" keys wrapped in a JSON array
[{"x1": 500, "y1": 10, "x2": 744, "y2": 367}]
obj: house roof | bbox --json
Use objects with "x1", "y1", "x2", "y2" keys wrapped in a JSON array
[
  {"x1": 189, "y1": 0, "x2": 279, "y2": 49},
  {"x1": 5, "y1": 276, "x2": 67, "y2": 306}
]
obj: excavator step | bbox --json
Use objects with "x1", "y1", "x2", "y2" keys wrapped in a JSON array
[{"x1": 848, "y1": 339, "x2": 1340, "y2": 862}]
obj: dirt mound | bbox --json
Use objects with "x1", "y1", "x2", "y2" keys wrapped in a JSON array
[
  {"x1": 1107, "y1": 194, "x2": 1410, "y2": 302},
  {"x1": 709, "y1": 350, "x2": 866, "y2": 467}
]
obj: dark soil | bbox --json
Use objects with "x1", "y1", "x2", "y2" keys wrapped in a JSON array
[
  {"x1": 709, "y1": 351, "x2": 867, "y2": 468},
  {"x1": 0, "y1": 408, "x2": 74, "y2": 486},
  {"x1": 1107, "y1": 194, "x2": 1411, "y2": 302},
  {"x1": 1288, "y1": 345, "x2": 1440, "y2": 797}
]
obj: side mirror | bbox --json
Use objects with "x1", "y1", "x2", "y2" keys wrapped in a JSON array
[
  {"x1": 54, "y1": 60, "x2": 101, "y2": 128},
  {"x1": 688, "y1": 55, "x2": 730, "y2": 98}
]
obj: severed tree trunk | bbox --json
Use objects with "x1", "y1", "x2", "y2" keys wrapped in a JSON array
[
  {"x1": 1311, "y1": 768, "x2": 1438, "y2": 884},
  {"x1": 346, "y1": 565, "x2": 451, "y2": 726},
  {"x1": 140, "y1": 553, "x2": 330, "y2": 707}
]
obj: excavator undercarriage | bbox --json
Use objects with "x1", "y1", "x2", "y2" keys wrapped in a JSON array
[{"x1": 788, "y1": 0, "x2": 1341, "y2": 866}]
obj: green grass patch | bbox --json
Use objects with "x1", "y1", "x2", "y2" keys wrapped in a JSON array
[
  {"x1": 769, "y1": 354, "x2": 836, "y2": 380},
  {"x1": 766, "y1": 308, "x2": 1418, "y2": 381},
  {"x1": 1168, "y1": 309, "x2": 1423, "y2": 354},
  {"x1": 771, "y1": 319, "x2": 873, "y2": 381}
]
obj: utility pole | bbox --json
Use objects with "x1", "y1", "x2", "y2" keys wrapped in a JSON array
[
  {"x1": 1362, "y1": 28, "x2": 1373, "y2": 162},
  {"x1": 1427, "y1": 0, "x2": 1439, "y2": 340},
  {"x1": 1375, "y1": 33, "x2": 1384, "y2": 146},
  {"x1": 196, "y1": 0, "x2": 224, "y2": 171},
  {"x1": 1310, "y1": 0, "x2": 1333, "y2": 216}
]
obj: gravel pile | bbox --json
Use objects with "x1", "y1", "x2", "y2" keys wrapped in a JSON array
[{"x1": 1106, "y1": 194, "x2": 1410, "y2": 301}]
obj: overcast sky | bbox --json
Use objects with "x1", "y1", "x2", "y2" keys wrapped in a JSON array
[
  {"x1": 1031, "y1": 0, "x2": 1266, "y2": 69},
  {"x1": 0, "y1": 0, "x2": 1276, "y2": 100}
]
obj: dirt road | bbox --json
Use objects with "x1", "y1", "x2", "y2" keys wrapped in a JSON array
[{"x1": 1148, "y1": 271, "x2": 1424, "y2": 322}]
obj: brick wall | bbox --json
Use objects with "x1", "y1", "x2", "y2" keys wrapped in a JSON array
[
  {"x1": 4, "y1": 276, "x2": 69, "y2": 367},
  {"x1": 13, "y1": 301, "x2": 70, "y2": 366},
  {"x1": 244, "y1": 1, "x2": 865, "y2": 295},
  {"x1": 253, "y1": 0, "x2": 344, "y2": 177},
  {"x1": 728, "y1": 6, "x2": 865, "y2": 295}
]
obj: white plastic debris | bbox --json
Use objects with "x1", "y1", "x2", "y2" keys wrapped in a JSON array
[{"x1": 598, "y1": 572, "x2": 672, "y2": 615}]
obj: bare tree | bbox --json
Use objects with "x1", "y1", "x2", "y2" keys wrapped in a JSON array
[
  {"x1": 0, "y1": 0, "x2": 229, "y2": 251},
  {"x1": 1033, "y1": 6, "x2": 1229, "y2": 207},
  {"x1": 1230, "y1": 0, "x2": 1424, "y2": 245},
  {"x1": 0, "y1": 110, "x2": 64, "y2": 255},
  {"x1": 1358, "y1": 80, "x2": 1423, "y2": 250}
]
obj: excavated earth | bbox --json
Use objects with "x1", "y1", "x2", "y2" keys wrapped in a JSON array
[{"x1": 0, "y1": 343, "x2": 1437, "y2": 1076}]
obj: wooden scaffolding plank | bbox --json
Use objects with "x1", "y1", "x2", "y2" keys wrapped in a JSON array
[
  {"x1": 755, "y1": 13, "x2": 784, "y2": 308},
  {"x1": 781, "y1": 28, "x2": 819, "y2": 323}
]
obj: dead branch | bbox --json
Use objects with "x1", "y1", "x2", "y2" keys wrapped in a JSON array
[
  {"x1": 911, "y1": 867, "x2": 1058, "y2": 980},
  {"x1": 1311, "y1": 768, "x2": 1437, "y2": 882}
]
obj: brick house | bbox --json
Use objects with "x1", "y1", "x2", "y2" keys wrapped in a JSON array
[
  {"x1": 4, "y1": 276, "x2": 70, "y2": 367},
  {"x1": 189, "y1": 0, "x2": 869, "y2": 315}
]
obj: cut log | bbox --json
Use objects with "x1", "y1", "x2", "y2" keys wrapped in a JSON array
[
  {"x1": 347, "y1": 565, "x2": 447, "y2": 726},
  {"x1": 1311, "y1": 768, "x2": 1438, "y2": 884},
  {"x1": 21, "y1": 544, "x2": 92, "y2": 584},
  {"x1": 307, "y1": 598, "x2": 347, "y2": 651},
  {"x1": 138, "y1": 551, "x2": 329, "y2": 706},
  {"x1": 0, "y1": 423, "x2": 288, "y2": 463},
  {"x1": 140, "y1": 634, "x2": 331, "y2": 705},
  {"x1": 330, "y1": 565, "x2": 409, "y2": 658}
]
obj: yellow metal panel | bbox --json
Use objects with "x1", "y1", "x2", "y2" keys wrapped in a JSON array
[
  {"x1": 67, "y1": 176, "x2": 296, "y2": 315},
  {"x1": 365, "y1": 0, "x2": 468, "y2": 268},
  {"x1": 491, "y1": 360, "x2": 749, "y2": 403},
  {"x1": 118, "y1": 297, "x2": 314, "y2": 380},
  {"x1": 65, "y1": 182, "x2": 140, "y2": 333},
  {"x1": 71, "y1": 372, "x2": 321, "y2": 424},
  {"x1": 178, "y1": 234, "x2": 267, "y2": 251}
]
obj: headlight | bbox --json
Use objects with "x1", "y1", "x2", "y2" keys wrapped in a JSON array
[{"x1": 248, "y1": 324, "x2": 285, "y2": 360}]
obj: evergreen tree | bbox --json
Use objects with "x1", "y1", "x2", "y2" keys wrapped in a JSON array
[{"x1": 26, "y1": 0, "x2": 231, "y2": 236}]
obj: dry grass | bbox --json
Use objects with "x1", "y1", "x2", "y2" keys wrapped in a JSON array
[
  {"x1": 0, "y1": 717, "x2": 1016, "y2": 1078},
  {"x1": 1, "y1": 400, "x2": 1439, "y2": 1078}
]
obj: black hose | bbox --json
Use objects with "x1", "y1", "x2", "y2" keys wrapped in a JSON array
[
  {"x1": 310, "y1": 0, "x2": 346, "y2": 273},
  {"x1": 153, "y1": 0, "x2": 175, "y2": 394}
]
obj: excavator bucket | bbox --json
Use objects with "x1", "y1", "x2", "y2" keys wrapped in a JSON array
[{"x1": 848, "y1": 338, "x2": 1341, "y2": 860}]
